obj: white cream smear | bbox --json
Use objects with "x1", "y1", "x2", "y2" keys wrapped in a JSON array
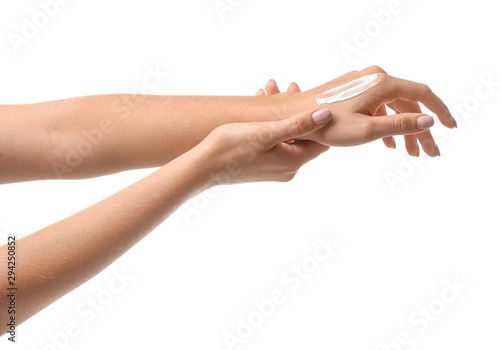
[{"x1": 316, "y1": 73, "x2": 381, "y2": 105}]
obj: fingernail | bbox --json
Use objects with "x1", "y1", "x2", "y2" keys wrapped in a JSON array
[
  {"x1": 436, "y1": 146, "x2": 441, "y2": 157},
  {"x1": 292, "y1": 82, "x2": 300, "y2": 89},
  {"x1": 312, "y1": 108, "x2": 332, "y2": 124},
  {"x1": 452, "y1": 117, "x2": 458, "y2": 128},
  {"x1": 268, "y1": 79, "x2": 276, "y2": 84},
  {"x1": 417, "y1": 115, "x2": 434, "y2": 129}
]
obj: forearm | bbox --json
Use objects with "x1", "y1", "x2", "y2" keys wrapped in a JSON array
[
  {"x1": 0, "y1": 98, "x2": 334, "y2": 335},
  {"x1": 0, "y1": 94, "x2": 287, "y2": 183},
  {"x1": 0, "y1": 145, "x2": 210, "y2": 332},
  {"x1": 0, "y1": 70, "x2": 383, "y2": 184}
]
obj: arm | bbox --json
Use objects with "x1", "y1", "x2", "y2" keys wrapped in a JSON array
[
  {"x1": 0, "y1": 66, "x2": 456, "y2": 184},
  {"x1": 0, "y1": 94, "x2": 283, "y2": 183},
  {"x1": 0, "y1": 108, "x2": 332, "y2": 334}
]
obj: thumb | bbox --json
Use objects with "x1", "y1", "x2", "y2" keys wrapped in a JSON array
[
  {"x1": 269, "y1": 108, "x2": 332, "y2": 143},
  {"x1": 369, "y1": 113, "x2": 435, "y2": 139}
]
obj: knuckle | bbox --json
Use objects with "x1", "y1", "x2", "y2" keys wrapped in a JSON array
[
  {"x1": 377, "y1": 74, "x2": 395, "y2": 96},
  {"x1": 420, "y1": 83, "x2": 432, "y2": 94},
  {"x1": 378, "y1": 72, "x2": 390, "y2": 82},
  {"x1": 364, "y1": 65, "x2": 387, "y2": 74},
  {"x1": 393, "y1": 115, "x2": 407, "y2": 133},
  {"x1": 375, "y1": 73, "x2": 391, "y2": 91}
]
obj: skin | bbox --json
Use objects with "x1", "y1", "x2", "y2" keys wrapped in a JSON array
[
  {"x1": 271, "y1": 66, "x2": 456, "y2": 153},
  {"x1": 254, "y1": 67, "x2": 455, "y2": 157},
  {"x1": 0, "y1": 66, "x2": 455, "y2": 184},
  {"x1": 0, "y1": 108, "x2": 331, "y2": 335},
  {"x1": 0, "y1": 66, "x2": 457, "y2": 335}
]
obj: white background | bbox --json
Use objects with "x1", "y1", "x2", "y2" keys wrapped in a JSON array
[{"x1": 0, "y1": 0, "x2": 499, "y2": 349}]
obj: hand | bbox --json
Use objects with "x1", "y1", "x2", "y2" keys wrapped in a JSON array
[
  {"x1": 256, "y1": 79, "x2": 302, "y2": 143},
  {"x1": 197, "y1": 108, "x2": 332, "y2": 184},
  {"x1": 272, "y1": 66, "x2": 456, "y2": 157}
]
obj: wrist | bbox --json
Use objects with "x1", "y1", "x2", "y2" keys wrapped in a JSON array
[
  {"x1": 181, "y1": 137, "x2": 242, "y2": 190},
  {"x1": 267, "y1": 90, "x2": 321, "y2": 121}
]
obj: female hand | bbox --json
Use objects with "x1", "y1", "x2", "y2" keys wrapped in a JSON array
[
  {"x1": 270, "y1": 66, "x2": 456, "y2": 157},
  {"x1": 196, "y1": 108, "x2": 332, "y2": 184}
]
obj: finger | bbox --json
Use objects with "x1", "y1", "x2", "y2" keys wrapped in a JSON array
[
  {"x1": 375, "y1": 103, "x2": 388, "y2": 117},
  {"x1": 377, "y1": 76, "x2": 457, "y2": 128},
  {"x1": 386, "y1": 102, "x2": 398, "y2": 113},
  {"x1": 391, "y1": 100, "x2": 420, "y2": 156},
  {"x1": 256, "y1": 88, "x2": 266, "y2": 96},
  {"x1": 268, "y1": 108, "x2": 332, "y2": 144},
  {"x1": 404, "y1": 134, "x2": 420, "y2": 156},
  {"x1": 390, "y1": 98, "x2": 417, "y2": 113},
  {"x1": 416, "y1": 131, "x2": 440, "y2": 157},
  {"x1": 375, "y1": 104, "x2": 395, "y2": 149},
  {"x1": 390, "y1": 99, "x2": 439, "y2": 157},
  {"x1": 265, "y1": 79, "x2": 280, "y2": 95},
  {"x1": 382, "y1": 136, "x2": 396, "y2": 149},
  {"x1": 284, "y1": 86, "x2": 302, "y2": 143},
  {"x1": 287, "y1": 82, "x2": 301, "y2": 92},
  {"x1": 367, "y1": 113, "x2": 435, "y2": 140}
]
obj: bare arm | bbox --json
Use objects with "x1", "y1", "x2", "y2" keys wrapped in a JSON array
[
  {"x1": 0, "y1": 66, "x2": 456, "y2": 184},
  {"x1": 0, "y1": 94, "x2": 283, "y2": 183},
  {"x1": 0, "y1": 108, "x2": 332, "y2": 335}
]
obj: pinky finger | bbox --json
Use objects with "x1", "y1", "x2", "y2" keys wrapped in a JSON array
[{"x1": 256, "y1": 88, "x2": 266, "y2": 96}]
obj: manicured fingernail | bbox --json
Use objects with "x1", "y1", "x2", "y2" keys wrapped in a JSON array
[
  {"x1": 452, "y1": 117, "x2": 458, "y2": 128},
  {"x1": 312, "y1": 108, "x2": 332, "y2": 124},
  {"x1": 268, "y1": 79, "x2": 276, "y2": 84},
  {"x1": 417, "y1": 115, "x2": 434, "y2": 129},
  {"x1": 292, "y1": 82, "x2": 299, "y2": 88}
]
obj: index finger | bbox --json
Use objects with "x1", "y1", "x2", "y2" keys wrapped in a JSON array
[{"x1": 375, "y1": 75, "x2": 457, "y2": 129}]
